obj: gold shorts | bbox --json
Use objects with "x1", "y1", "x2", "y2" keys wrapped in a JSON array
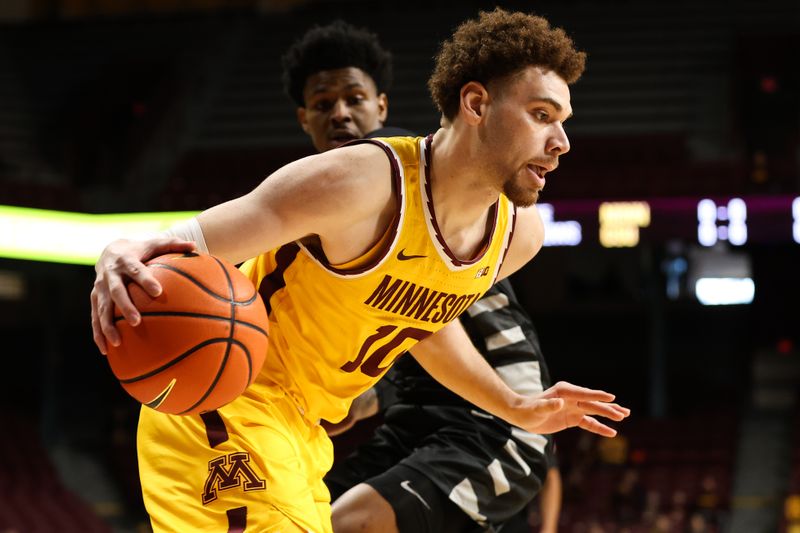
[{"x1": 137, "y1": 384, "x2": 334, "y2": 532}]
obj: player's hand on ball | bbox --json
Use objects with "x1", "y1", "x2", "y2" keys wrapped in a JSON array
[
  {"x1": 91, "y1": 236, "x2": 195, "y2": 354},
  {"x1": 514, "y1": 381, "x2": 630, "y2": 437}
]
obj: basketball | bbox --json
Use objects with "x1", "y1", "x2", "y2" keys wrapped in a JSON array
[{"x1": 105, "y1": 252, "x2": 269, "y2": 415}]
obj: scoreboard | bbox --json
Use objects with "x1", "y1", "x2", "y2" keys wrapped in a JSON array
[{"x1": 540, "y1": 194, "x2": 800, "y2": 248}]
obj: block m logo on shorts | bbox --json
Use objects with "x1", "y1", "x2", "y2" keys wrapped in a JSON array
[{"x1": 202, "y1": 452, "x2": 266, "y2": 504}]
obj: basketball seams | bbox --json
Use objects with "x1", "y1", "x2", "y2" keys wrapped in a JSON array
[
  {"x1": 213, "y1": 256, "x2": 255, "y2": 388},
  {"x1": 120, "y1": 338, "x2": 236, "y2": 384},
  {"x1": 162, "y1": 256, "x2": 249, "y2": 415},
  {"x1": 112, "y1": 313, "x2": 268, "y2": 337},
  {"x1": 150, "y1": 263, "x2": 257, "y2": 306},
  {"x1": 177, "y1": 341, "x2": 233, "y2": 415}
]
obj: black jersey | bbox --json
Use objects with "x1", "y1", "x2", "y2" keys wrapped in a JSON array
[
  {"x1": 328, "y1": 279, "x2": 556, "y2": 531},
  {"x1": 377, "y1": 279, "x2": 553, "y2": 413}
]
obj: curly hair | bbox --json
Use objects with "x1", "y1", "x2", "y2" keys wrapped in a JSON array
[
  {"x1": 428, "y1": 8, "x2": 586, "y2": 121},
  {"x1": 281, "y1": 20, "x2": 393, "y2": 107}
]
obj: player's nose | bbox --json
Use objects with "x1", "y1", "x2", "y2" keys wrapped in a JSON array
[
  {"x1": 330, "y1": 99, "x2": 352, "y2": 123},
  {"x1": 548, "y1": 123, "x2": 570, "y2": 155}
]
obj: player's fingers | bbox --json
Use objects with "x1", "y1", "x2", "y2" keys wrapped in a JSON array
[
  {"x1": 93, "y1": 275, "x2": 123, "y2": 346},
  {"x1": 578, "y1": 415, "x2": 617, "y2": 438},
  {"x1": 143, "y1": 236, "x2": 196, "y2": 261},
  {"x1": 121, "y1": 256, "x2": 162, "y2": 298},
  {"x1": 577, "y1": 400, "x2": 627, "y2": 421},
  {"x1": 607, "y1": 403, "x2": 631, "y2": 418},
  {"x1": 97, "y1": 292, "x2": 122, "y2": 347},
  {"x1": 551, "y1": 381, "x2": 615, "y2": 402},
  {"x1": 106, "y1": 274, "x2": 139, "y2": 328},
  {"x1": 90, "y1": 291, "x2": 108, "y2": 355}
]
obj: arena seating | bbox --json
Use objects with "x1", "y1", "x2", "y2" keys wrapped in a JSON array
[
  {"x1": 0, "y1": 413, "x2": 110, "y2": 532},
  {"x1": 780, "y1": 409, "x2": 800, "y2": 533},
  {"x1": 552, "y1": 411, "x2": 737, "y2": 532}
]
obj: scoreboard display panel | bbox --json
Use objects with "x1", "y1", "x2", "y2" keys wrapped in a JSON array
[{"x1": 540, "y1": 195, "x2": 799, "y2": 248}]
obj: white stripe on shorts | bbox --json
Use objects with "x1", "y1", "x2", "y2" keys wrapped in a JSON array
[{"x1": 448, "y1": 478, "x2": 487, "y2": 523}]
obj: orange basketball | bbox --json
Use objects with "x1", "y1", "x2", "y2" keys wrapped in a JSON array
[{"x1": 106, "y1": 252, "x2": 269, "y2": 415}]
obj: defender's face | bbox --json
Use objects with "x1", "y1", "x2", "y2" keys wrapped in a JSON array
[
  {"x1": 298, "y1": 67, "x2": 388, "y2": 153},
  {"x1": 483, "y1": 66, "x2": 572, "y2": 206}
]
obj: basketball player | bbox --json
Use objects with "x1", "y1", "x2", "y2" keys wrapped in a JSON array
[
  {"x1": 90, "y1": 9, "x2": 629, "y2": 533},
  {"x1": 282, "y1": 21, "x2": 561, "y2": 533}
]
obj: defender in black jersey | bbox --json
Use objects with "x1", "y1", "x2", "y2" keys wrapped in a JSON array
[{"x1": 326, "y1": 280, "x2": 558, "y2": 533}]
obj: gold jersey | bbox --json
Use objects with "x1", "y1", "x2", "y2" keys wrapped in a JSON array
[{"x1": 241, "y1": 135, "x2": 517, "y2": 424}]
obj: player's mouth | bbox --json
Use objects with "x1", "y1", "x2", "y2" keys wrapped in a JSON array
[
  {"x1": 526, "y1": 164, "x2": 549, "y2": 190},
  {"x1": 328, "y1": 129, "x2": 360, "y2": 147}
]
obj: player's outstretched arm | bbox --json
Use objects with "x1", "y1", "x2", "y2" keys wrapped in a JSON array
[
  {"x1": 91, "y1": 143, "x2": 393, "y2": 354},
  {"x1": 410, "y1": 319, "x2": 630, "y2": 437}
]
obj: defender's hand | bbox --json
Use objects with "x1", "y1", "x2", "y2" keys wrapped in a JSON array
[
  {"x1": 91, "y1": 236, "x2": 195, "y2": 354},
  {"x1": 513, "y1": 381, "x2": 630, "y2": 437}
]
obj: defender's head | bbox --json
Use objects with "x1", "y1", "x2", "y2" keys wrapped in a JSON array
[{"x1": 282, "y1": 21, "x2": 392, "y2": 152}]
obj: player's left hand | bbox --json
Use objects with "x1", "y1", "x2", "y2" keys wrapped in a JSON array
[{"x1": 513, "y1": 381, "x2": 630, "y2": 437}]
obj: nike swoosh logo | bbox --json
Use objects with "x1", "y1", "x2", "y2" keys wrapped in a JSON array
[
  {"x1": 397, "y1": 249, "x2": 426, "y2": 261},
  {"x1": 400, "y1": 480, "x2": 431, "y2": 510},
  {"x1": 144, "y1": 378, "x2": 177, "y2": 410}
]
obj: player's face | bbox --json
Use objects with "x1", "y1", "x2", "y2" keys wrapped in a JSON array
[
  {"x1": 297, "y1": 67, "x2": 388, "y2": 153},
  {"x1": 482, "y1": 66, "x2": 572, "y2": 206}
]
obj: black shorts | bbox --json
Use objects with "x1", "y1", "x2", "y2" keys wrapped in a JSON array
[
  {"x1": 325, "y1": 405, "x2": 551, "y2": 533},
  {"x1": 368, "y1": 463, "x2": 483, "y2": 533}
]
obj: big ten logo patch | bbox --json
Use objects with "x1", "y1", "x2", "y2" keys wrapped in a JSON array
[
  {"x1": 475, "y1": 266, "x2": 490, "y2": 279},
  {"x1": 202, "y1": 452, "x2": 266, "y2": 504}
]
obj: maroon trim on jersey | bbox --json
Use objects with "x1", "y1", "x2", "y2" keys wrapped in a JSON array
[
  {"x1": 423, "y1": 135, "x2": 499, "y2": 267},
  {"x1": 497, "y1": 201, "x2": 518, "y2": 275},
  {"x1": 258, "y1": 243, "x2": 301, "y2": 313},
  {"x1": 303, "y1": 138, "x2": 403, "y2": 276},
  {"x1": 200, "y1": 410, "x2": 229, "y2": 448},
  {"x1": 226, "y1": 506, "x2": 247, "y2": 533}
]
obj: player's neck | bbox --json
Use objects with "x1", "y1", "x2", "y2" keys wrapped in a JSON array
[
  {"x1": 429, "y1": 128, "x2": 502, "y2": 236},
  {"x1": 426, "y1": 128, "x2": 502, "y2": 260}
]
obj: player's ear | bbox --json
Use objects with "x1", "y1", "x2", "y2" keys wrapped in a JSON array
[
  {"x1": 296, "y1": 107, "x2": 310, "y2": 134},
  {"x1": 460, "y1": 81, "x2": 489, "y2": 125},
  {"x1": 377, "y1": 93, "x2": 388, "y2": 124}
]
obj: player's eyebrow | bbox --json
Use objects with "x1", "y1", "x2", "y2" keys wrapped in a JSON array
[
  {"x1": 531, "y1": 97, "x2": 573, "y2": 119},
  {"x1": 310, "y1": 82, "x2": 365, "y2": 95}
]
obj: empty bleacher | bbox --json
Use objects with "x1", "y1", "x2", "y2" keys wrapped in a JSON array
[
  {"x1": 0, "y1": 413, "x2": 110, "y2": 532},
  {"x1": 554, "y1": 411, "x2": 738, "y2": 532}
]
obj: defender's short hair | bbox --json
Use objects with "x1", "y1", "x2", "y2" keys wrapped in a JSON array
[
  {"x1": 428, "y1": 8, "x2": 586, "y2": 120},
  {"x1": 282, "y1": 20, "x2": 393, "y2": 107}
]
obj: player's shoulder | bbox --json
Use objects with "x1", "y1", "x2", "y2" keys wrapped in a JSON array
[
  {"x1": 304, "y1": 142, "x2": 394, "y2": 196},
  {"x1": 322, "y1": 142, "x2": 403, "y2": 224},
  {"x1": 357, "y1": 134, "x2": 424, "y2": 168},
  {"x1": 496, "y1": 204, "x2": 544, "y2": 280}
]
